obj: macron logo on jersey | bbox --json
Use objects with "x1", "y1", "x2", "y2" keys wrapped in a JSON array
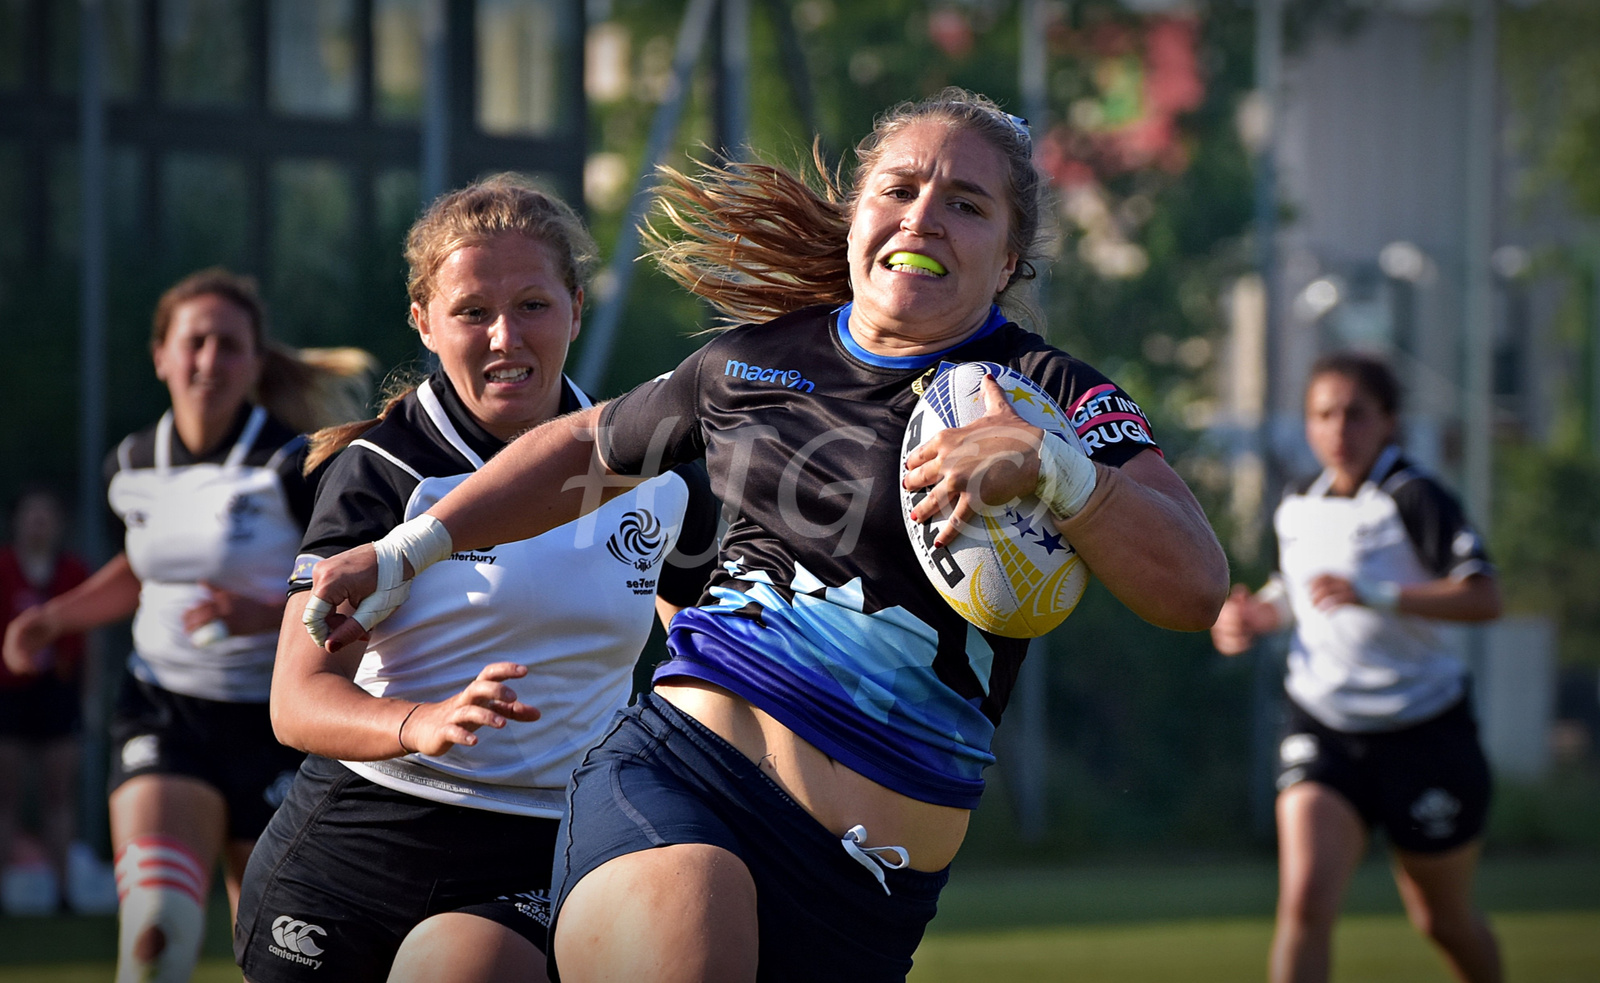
[{"x1": 724, "y1": 359, "x2": 816, "y2": 393}]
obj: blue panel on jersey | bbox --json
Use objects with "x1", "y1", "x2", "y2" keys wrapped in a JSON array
[
  {"x1": 835, "y1": 304, "x2": 1009, "y2": 370},
  {"x1": 655, "y1": 566, "x2": 997, "y2": 809}
]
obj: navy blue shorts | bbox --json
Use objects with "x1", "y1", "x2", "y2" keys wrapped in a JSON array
[
  {"x1": 551, "y1": 692, "x2": 950, "y2": 983},
  {"x1": 108, "y1": 671, "x2": 303, "y2": 840},
  {"x1": 1277, "y1": 696, "x2": 1491, "y2": 854},
  {"x1": 235, "y1": 755, "x2": 559, "y2": 983}
]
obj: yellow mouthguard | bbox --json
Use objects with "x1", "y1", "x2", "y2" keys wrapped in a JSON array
[{"x1": 887, "y1": 252, "x2": 947, "y2": 275}]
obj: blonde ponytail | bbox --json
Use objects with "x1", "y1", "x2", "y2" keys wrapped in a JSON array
[
  {"x1": 302, "y1": 368, "x2": 424, "y2": 474},
  {"x1": 256, "y1": 344, "x2": 380, "y2": 435}
]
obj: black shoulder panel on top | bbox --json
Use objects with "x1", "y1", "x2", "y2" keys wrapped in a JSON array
[{"x1": 1384, "y1": 468, "x2": 1492, "y2": 579}]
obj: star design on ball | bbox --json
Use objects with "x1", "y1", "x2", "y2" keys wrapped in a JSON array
[
  {"x1": 1037, "y1": 531, "x2": 1067, "y2": 555},
  {"x1": 1005, "y1": 385, "x2": 1037, "y2": 406},
  {"x1": 1007, "y1": 508, "x2": 1039, "y2": 539}
]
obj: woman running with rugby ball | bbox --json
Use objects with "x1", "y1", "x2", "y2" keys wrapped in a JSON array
[
  {"x1": 304, "y1": 91, "x2": 1228, "y2": 982},
  {"x1": 3, "y1": 269, "x2": 370, "y2": 983},
  {"x1": 233, "y1": 176, "x2": 717, "y2": 983},
  {"x1": 1213, "y1": 352, "x2": 1503, "y2": 983}
]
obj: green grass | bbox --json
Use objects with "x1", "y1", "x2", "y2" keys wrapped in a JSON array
[
  {"x1": 910, "y1": 913, "x2": 1600, "y2": 982},
  {"x1": 2, "y1": 854, "x2": 1596, "y2": 981}
]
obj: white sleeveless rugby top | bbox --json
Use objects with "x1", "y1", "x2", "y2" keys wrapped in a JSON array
[
  {"x1": 109, "y1": 406, "x2": 303, "y2": 702},
  {"x1": 341, "y1": 384, "x2": 695, "y2": 818}
]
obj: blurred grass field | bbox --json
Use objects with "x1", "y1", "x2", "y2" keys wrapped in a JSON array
[{"x1": 1, "y1": 853, "x2": 1595, "y2": 982}]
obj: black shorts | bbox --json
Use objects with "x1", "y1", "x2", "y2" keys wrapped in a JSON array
[
  {"x1": 108, "y1": 671, "x2": 303, "y2": 840},
  {"x1": 0, "y1": 676, "x2": 81, "y2": 740},
  {"x1": 234, "y1": 755, "x2": 560, "y2": 983},
  {"x1": 551, "y1": 692, "x2": 949, "y2": 983},
  {"x1": 1277, "y1": 696, "x2": 1491, "y2": 853}
]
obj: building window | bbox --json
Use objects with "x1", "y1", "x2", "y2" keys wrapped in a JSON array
[
  {"x1": 162, "y1": 0, "x2": 249, "y2": 106},
  {"x1": 270, "y1": 0, "x2": 358, "y2": 118},
  {"x1": 477, "y1": 0, "x2": 564, "y2": 136}
]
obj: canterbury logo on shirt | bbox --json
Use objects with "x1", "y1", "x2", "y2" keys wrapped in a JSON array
[
  {"x1": 270, "y1": 915, "x2": 327, "y2": 967},
  {"x1": 723, "y1": 359, "x2": 816, "y2": 392}
]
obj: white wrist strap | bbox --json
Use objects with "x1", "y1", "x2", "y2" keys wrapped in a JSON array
[
  {"x1": 1036, "y1": 430, "x2": 1098, "y2": 519},
  {"x1": 1257, "y1": 576, "x2": 1295, "y2": 627},
  {"x1": 1352, "y1": 578, "x2": 1402, "y2": 612},
  {"x1": 302, "y1": 514, "x2": 453, "y2": 645},
  {"x1": 355, "y1": 514, "x2": 453, "y2": 631}
]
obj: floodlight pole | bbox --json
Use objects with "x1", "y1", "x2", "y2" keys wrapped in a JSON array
[
  {"x1": 1248, "y1": 0, "x2": 1284, "y2": 842},
  {"x1": 713, "y1": 0, "x2": 749, "y2": 161},
  {"x1": 576, "y1": 0, "x2": 720, "y2": 394},
  {"x1": 78, "y1": 0, "x2": 112, "y2": 855},
  {"x1": 421, "y1": 0, "x2": 451, "y2": 204},
  {"x1": 1462, "y1": 0, "x2": 1497, "y2": 536},
  {"x1": 1009, "y1": 0, "x2": 1052, "y2": 846}
]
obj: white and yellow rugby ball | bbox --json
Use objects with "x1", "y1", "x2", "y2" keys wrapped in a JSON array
[{"x1": 899, "y1": 361, "x2": 1089, "y2": 639}]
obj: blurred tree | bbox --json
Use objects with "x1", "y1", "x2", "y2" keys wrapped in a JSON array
[
  {"x1": 1503, "y1": 0, "x2": 1600, "y2": 218},
  {"x1": 1492, "y1": 0, "x2": 1600, "y2": 668}
]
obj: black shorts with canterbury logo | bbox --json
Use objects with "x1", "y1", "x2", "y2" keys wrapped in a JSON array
[
  {"x1": 1277, "y1": 694, "x2": 1491, "y2": 853},
  {"x1": 109, "y1": 670, "x2": 303, "y2": 840},
  {"x1": 235, "y1": 754, "x2": 559, "y2": 983}
]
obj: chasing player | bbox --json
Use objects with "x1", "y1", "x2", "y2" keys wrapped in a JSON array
[
  {"x1": 3, "y1": 269, "x2": 372, "y2": 983},
  {"x1": 232, "y1": 176, "x2": 718, "y2": 983},
  {"x1": 1213, "y1": 352, "x2": 1503, "y2": 983}
]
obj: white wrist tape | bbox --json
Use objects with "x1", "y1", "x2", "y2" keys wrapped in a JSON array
[
  {"x1": 188, "y1": 619, "x2": 230, "y2": 648},
  {"x1": 1352, "y1": 577, "x2": 1402, "y2": 612},
  {"x1": 354, "y1": 514, "x2": 453, "y2": 632},
  {"x1": 1256, "y1": 576, "x2": 1295, "y2": 628},
  {"x1": 301, "y1": 515, "x2": 453, "y2": 645},
  {"x1": 1036, "y1": 430, "x2": 1098, "y2": 519}
]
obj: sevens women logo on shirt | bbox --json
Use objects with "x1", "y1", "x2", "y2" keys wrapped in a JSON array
[{"x1": 606, "y1": 510, "x2": 666, "y2": 572}]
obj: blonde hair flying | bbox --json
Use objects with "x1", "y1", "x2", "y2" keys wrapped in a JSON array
[{"x1": 647, "y1": 88, "x2": 1046, "y2": 327}]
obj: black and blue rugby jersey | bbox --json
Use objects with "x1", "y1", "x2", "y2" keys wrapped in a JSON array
[{"x1": 596, "y1": 303, "x2": 1159, "y2": 808}]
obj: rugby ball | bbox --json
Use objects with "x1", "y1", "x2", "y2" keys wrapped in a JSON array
[{"x1": 899, "y1": 361, "x2": 1089, "y2": 639}]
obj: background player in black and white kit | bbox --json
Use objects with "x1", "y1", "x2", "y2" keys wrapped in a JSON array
[
  {"x1": 3, "y1": 269, "x2": 372, "y2": 983},
  {"x1": 1213, "y1": 352, "x2": 1503, "y2": 983},
  {"x1": 305, "y1": 91, "x2": 1228, "y2": 982},
  {"x1": 233, "y1": 176, "x2": 718, "y2": 983}
]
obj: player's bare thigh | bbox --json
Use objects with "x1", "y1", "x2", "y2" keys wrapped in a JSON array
[{"x1": 554, "y1": 842, "x2": 757, "y2": 983}]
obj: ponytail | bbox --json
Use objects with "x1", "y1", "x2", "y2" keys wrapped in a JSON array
[
  {"x1": 302, "y1": 368, "x2": 424, "y2": 474},
  {"x1": 646, "y1": 144, "x2": 852, "y2": 327},
  {"x1": 257, "y1": 345, "x2": 379, "y2": 436}
]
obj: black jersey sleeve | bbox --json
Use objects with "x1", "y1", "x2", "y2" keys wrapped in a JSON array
[
  {"x1": 657, "y1": 460, "x2": 720, "y2": 607},
  {"x1": 596, "y1": 346, "x2": 712, "y2": 476},
  {"x1": 1389, "y1": 474, "x2": 1493, "y2": 580},
  {"x1": 102, "y1": 443, "x2": 126, "y2": 541},
  {"x1": 287, "y1": 444, "x2": 419, "y2": 594},
  {"x1": 1022, "y1": 346, "x2": 1160, "y2": 468},
  {"x1": 272, "y1": 436, "x2": 323, "y2": 530}
]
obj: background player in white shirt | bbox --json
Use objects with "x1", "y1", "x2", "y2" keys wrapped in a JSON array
[
  {"x1": 234, "y1": 176, "x2": 717, "y2": 983},
  {"x1": 1213, "y1": 352, "x2": 1503, "y2": 983},
  {"x1": 3, "y1": 269, "x2": 371, "y2": 983}
]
